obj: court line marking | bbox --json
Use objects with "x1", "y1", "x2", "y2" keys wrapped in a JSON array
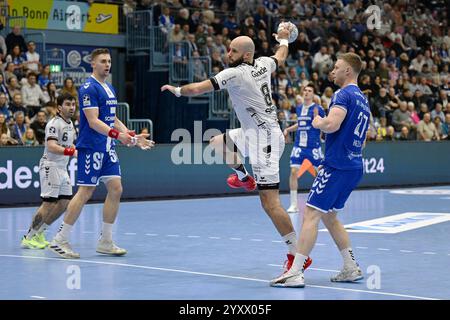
[
  {"x1": 400, "y1": 250, "x2": 414, "y2": 253},
  {"x1": 209, "y1": 237, "x2": 221, "y2": 240},
  {"x1": 271, "y1": 240, "x2": 283, "y2": 243},
  {"x1": 250, "y1": 239, "x2": 263, "y2": 242},
  {"x1": 166, "y1": 235, "x2": 180, "y2": 237},
  {"x1": 229, "y1": 238, "x2": 242, "y2": 240},
  {"x1": 267, "y1": 264, "x2": 339, "y2": 273},
  {"x1": 187, "y1": 235, "x2": 201, "y2": 238},
  {"x1": 124, "y1": 233, "x2": 137, "y2": 235},
  {"x1": 377, "y1": 248, "x2": 390, "y2": 251},
  {"x1": 0, "y1": 254, "x2": 439, "y2": 301},
  {"x1": 30, "y1": 295, "x2": 46, "y2": 299},
  {"x1": 423, "y1": 252, "x2": 436, "y2": 255},
  {"x1": 145, "y1": 233, "x2": 158, "y2": 236},
  {"x1": 356, "y1": 246, "x2": 368, "y2": 249}
]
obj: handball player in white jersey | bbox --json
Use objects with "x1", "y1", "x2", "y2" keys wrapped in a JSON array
[{"x1": 162, "y1": 25, "x2": 312, "y2": 273}]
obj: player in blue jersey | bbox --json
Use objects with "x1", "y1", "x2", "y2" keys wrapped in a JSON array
[
  {"x1": 271, "y1": 53, "x2": 371, "y2": 287},
  {"x1": 283, "y1": 84, "x2": 325, "y2": 213},
  {"x1": 48, "y1": 48, "x2": 154, "y2": 259}
]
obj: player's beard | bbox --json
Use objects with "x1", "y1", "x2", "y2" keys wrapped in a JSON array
[{"x1": 228, "y1": 55, "x2": 244, "y2": 68}]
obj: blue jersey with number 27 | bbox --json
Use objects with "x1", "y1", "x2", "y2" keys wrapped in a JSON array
[{"x1": 324, "y1": 84, "x2": 371, "y2": 170}]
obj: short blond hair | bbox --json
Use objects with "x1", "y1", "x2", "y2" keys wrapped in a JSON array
[{"x1": 338, "y1": 52, "x2": 362, "y2": 75}]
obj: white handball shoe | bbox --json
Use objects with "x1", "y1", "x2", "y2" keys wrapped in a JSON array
[
  {"x1": 270, "y1": 269, "x2": 305, "y2": 288},
  {"x1": 330, "y1": 266, "x2": 364, "y2": 282},
  {"x1": 48, "y1": 239, "x2": 80, "y2": 259},
  {"x1": 96, "y1": 238, "x2": 127, "y2": 256}
]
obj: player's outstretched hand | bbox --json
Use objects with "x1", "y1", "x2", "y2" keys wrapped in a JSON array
[
  {"x1": 118, "y1": 132, "x2": 133, "y2": 145},
  {"x1": 272, "y1": 24, "x2": 290, "y2": 42},
  {"x1": 161, "y1": 84, "x2": 176, "y2": 96},
  {"x1": 135, "y1": 133, "x2": 155, "y2": 150}
]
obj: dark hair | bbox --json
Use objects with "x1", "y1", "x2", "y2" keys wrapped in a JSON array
[
  {"x1": 27, "y1": 72, "x2": 37, "y2": 79},
  {"x1": 91, "y1": 48, "x2": 110, "y2": 61},
  {"x1": 57, "y1": 92, "x2": 75, "y2": 107},
  {"x1": 305, "y1": 83, "x2": 315, "y2": 92}
]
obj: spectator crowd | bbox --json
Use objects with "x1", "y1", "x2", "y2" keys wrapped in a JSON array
[{"x1": 1, "y1": 0, "x2": 450, "y2": 147}]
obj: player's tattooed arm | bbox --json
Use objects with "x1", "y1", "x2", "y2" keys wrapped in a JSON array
[
  {"x1": 312, "y1": 106, "x2": 347, "y2": 133},
  {"x1": 161, "y1": 79, "x2": 214, "y2": 97}
]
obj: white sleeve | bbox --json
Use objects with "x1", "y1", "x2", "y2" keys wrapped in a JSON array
[{"x1": 211, "y1": 68, "x2": 242, "y2": 90}]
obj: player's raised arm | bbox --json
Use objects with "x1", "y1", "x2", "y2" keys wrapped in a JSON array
[
  {"x1": 161, "y1": 79, "x2": 214, "y2": 97},
  {"x1": 271, "y1": 24, "x2": 291, "y2": 67}
]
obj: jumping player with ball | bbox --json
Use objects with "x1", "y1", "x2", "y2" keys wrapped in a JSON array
[{"x1": 161, "y1": 22, "x2": 312, "y2": 274}]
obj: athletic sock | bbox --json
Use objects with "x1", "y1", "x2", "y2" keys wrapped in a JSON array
[
  {"x1": 37, "y1": 223, "x2": 49, "y2": 234},
  {"x1": 290, "y1": 190, "x2": 297, "y2": 207},
  {"x1": 341, "y1": 247, "x2": 358, "y2": 269},
  {"x1": 25, "y1": 228, "x2": 37, "y2": 240},
  {"x1": 54, "y1": 222, "x2": 73, "y2": 242},
  {"x1": 282, "y1": 231, "x2": 297, "y2": 255},
  {"x1": 100, "y1": 222, "x2": 113, "y2": 242},
  {"x1": 232, "y1": 164, "x2": 249, "y2": 181},
  {"x1": 290, "y1": 253, "x2": 309, "y2": 273}
]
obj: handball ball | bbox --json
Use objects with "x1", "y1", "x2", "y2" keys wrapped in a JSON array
[{"x1": 277, "y1": 21, "x2": 299, "y2": 43}]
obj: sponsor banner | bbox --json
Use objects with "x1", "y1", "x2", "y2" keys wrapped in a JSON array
[
  {"x1": 5, "y1": 0, "x2": 118, "y2": 34},
  {"x1": 320, "y1": 212, "x2": 450, "y2": 234}
]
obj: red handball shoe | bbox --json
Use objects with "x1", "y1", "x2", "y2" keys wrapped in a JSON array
[
  {"x1": 226, "y1": 174, "x2": 256, "y2": 191},
  {"x1": 283, "y1": 254, "x2": 312, "y2": 273}
]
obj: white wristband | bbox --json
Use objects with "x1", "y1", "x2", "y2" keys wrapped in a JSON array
[
  {"x1": 174, "y1": 86, "x2": 181, "y2": 97},
  {"x1": 279, "y1": 39, "x2": 289, "y2": 47}
]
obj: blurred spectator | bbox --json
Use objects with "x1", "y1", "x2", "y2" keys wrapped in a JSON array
[
  {"x1": 0, "y1": 92, "x2": 11, "y2": 121},
  {"x1": 24, "y1": 41, "x2": 40, "y2": 72},
  {"x1": 123, "y1": 0, "x2": 137, "y2": 16},
  {"x1": 436, "y1": 89, "x2": 449, "y2": 107},
  {"x1": 398, "y1": 126, "x2": 411, "y2": 141},
  {"x1": 169, "y1": 24, "x2": 185, "y2": 42},
  {"x1": 431, "y1": 103, "x2": 445, "y2": 123},
  {"x1": 408, "y1": 102, "x2": 420, "y2": 125},
  {"x1": 172, "y1": 42, "x2": 188, "y2": 79},
  {"x1": 30, "y1": 110, "x2": 47, "y2": 145},
  {"x1": 59, "y1": 77, "x2": 78, "y2": 108},
  {"x1": 0, "y1": 133, "x2": 18, "y2": 146},
  {"x1": 0, "y1": 34, "x2": 6, "y2": 62},
  {"x1": 433, "y1": 116, "x2": 444, "y2": 139},
  {"x1": 392, "y1": 101, "x2": 414, "y2": 132},
  {"x1": 38, "y1": 64, "x2": 52, "y2": 89},
  {"x1": 159, "y1": 7, "x2": 175, "y2": 35},
  {"x1": 9, "y1": 111, "x2": 28, "y2": 143},
  {"x1": 9, "y1": 93, "x2": 28, "y2": 121},
  {"x1": 211, "y1": 50, "x2": 225, "y2": 72},
  {"x1": 43, "y1": 82, "x2": 58, "y2": 104},
  {"x1": 5, "y1": 45, "x2": 26, "y2": 80},
  {"x1": 0, "y1": 113, "x2": 11, "y2": 137},
  {"x1": 44, "y1": 101, "x2": 58, "y2": 121},
  {"x1": 22, "y1": 128, "x2": 39, "y2": 146},
  {"x1": 192, "y1": 51, "x2": 207, "y2": 82},
  {"x1": 175, "y1": 8, "x2": 190, "y2": 28},
  {"x1": 6, "y1": 77, "x2": 21, "y2": 101},
  {"x1": 0, "y1": 73, "x2": 10, "y2": 101},
  {"x1": 417, "y1": 112, "x2": 440, "y2": 141},
  {"x1": 5, "y1": 25, "x2": 27, "y2": 55},
  {"x1": 442, "y1": 113, "x2": 450, "y2": 140},
  {"x1": 312, "y1": 46, "x2": 332, "y2": 78},
  {"x1": 21, "y1": 72, "x2": 48, "y2": 118},
  {"x1": 212, "y1": 35, "x2": 227, "y2": 58}
]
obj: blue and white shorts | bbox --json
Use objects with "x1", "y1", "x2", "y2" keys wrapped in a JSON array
[
  {"x1": 76, "y1": 148, "x2": 121, "y2": 186},
  {"x1": 306, "y1": 165, "x2": 363, "y2": 213},
  {"x1": 290, "y1": 146, "x2": 323, "y2": 168}
]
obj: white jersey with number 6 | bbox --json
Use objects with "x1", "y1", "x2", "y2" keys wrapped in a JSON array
[{"x1": 42, "y1": 114, "x2": 76, "y2": 168}]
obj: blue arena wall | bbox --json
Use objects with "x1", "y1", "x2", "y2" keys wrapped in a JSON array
[{"x1": 0, "y1": 142, "x2": 449, "y2": 206}]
